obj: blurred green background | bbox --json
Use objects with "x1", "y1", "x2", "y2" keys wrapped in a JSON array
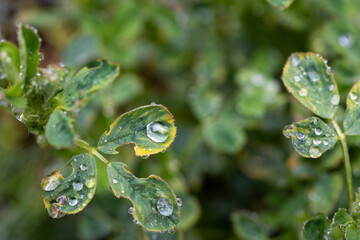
[{"x1": 1, "y1": 0, "x2": 360, "y2": 239}]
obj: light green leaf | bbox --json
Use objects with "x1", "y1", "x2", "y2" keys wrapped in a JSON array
[
  {"x1": 98, "y1": 104, "x2": 176, "y2": 156},
  {"x1": 303, "y1": 213, "x2": 331, "y2": 240},
  {"x1": 344, "y1": 80, "x2": 360, "y2": 135},
  {"x1": 282, "y1": 52, "x2": 340, "y2": 119},
  {"x1": 345, "y1": 222, "x2": 360, "y2": 240},
  {"x1": 283, "y1": 116, "x2": 337, "y2": 158},
  {"x1": 17, "y1": 23, "x2": 40, "y2": 87},
  {"x1": 0, "y1": 41, "x2": 20, "y2": 86},
  {"x1": 61, "y1": 59, "x2": 120, "y2": 109},
  {"x1": 231, "y1": 211, "x2": 269, "y2": 240},
  {"x1": 266, "y1": 0, "x2": 294, "y2": 10},
  {"x1": 308, "y1": 173, "x2": 343, "y2": 214},
  {"x1": 45, "y1": 109, "x2": 75, "y2": 148},
  {"x1": 107, "y1": 162, "x2": 180, "y2": 232},
  {"x1": 41, "y1": 153, "x2": 97, "y2": 218}
]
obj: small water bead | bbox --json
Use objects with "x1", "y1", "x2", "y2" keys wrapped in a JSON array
[
  {"x1": 85, "y1": 177, "x2": 96, "y2": 188},
  {"x1": 299, "y1": 88, "x2": 307, "y2": 97},
  {"x1": 315, "y1": 128, "x2": 322, "y2": 135},
  {"x1": 42, "y1": 174, "x2": 61, "y2": 191},
  {"x1": 112, "y1": 178, "x2": 118, "y2": 184},
  {"x1": 328, "y1": 85, "x2": 334, "y2": 91},
  {"x1": 128, "y1": 207, "x2": 134, "y2": 215},
  {"x1": 296, "y1": 132, "x2": 305, "y2": 140},
  {"x1": 313, "y1": 139, "x2": 321, "y2": 145},
  {"x1": 323, "y1": 140, "x2": 329, "y2": 146},
  {"x1": 291, "y1": 57, "x2": 300, "y2": 67},
  {"x1": 73, "y1": 182, "x2": 83, "y2": 191},
  {"x1": 294, "y1": 76, "x2": 301, "y2": 82},
  {"x1": 79, "y1": 195, "x2": 84, "y2": 199},
  {"x1": 141, "y1": 155, "x2": 150, "y2": 159},
  {"x1": 350, "y1": 92, "x2": 358, "y2": 100},
  {"x1": 331, "y1": 95, "x2": 340, "y2": 105},
  {"x1": 157, "y1": 197, "x2": 174, "y2": 216},
  {"x1": 69, "y1": 198, "x2": 78, "y2": 206},
  {"x1": 309, "y1": 71, "x2": 320, "y2": 82},
  {"x1": 146, "y1": 121, "x2": 169, "y2": 143},
  {"x1": 309, "y1": 147, "x2": 322, "y2": 158},
  {"x1": 80, "y1": 164, "x2": 87, "y2": 171},
  {"x1": 168, "y1": 228, "x2": 176, "y2": 234},
  {"x1": 177, "y1": 198, "x2": 182, "y2": 207}
]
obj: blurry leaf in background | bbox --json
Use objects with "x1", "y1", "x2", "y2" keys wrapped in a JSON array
[
  {"x1": 266, "y1": 0, "x2": 294, "y2": 10},
  {"x1": 63, "y1": 35, "x2": 100, "y2": 67},
  {"x1": 231, "y1": 211, "x2": 269, "y2": 240},
  {"x1": 45, "y1": 109, "x2": 75, "y2": 148}
]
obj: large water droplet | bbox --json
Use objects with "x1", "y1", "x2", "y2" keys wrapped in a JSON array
[
  {"x1": 56, "y1": 195, "x2": 68, "y2": 206},
  {"x1": 85, "y1": 177, "x2": 96, "y2": 188},
  {"x1": 157, "y1": 197, "x2": 173, "y2": 216},
  {"x1": 112, "y1": 178, "x2": 118, "y2": 184},
  {"x1": 315, "y1": 128, "x2": 322, "y2": 136},
  {"x1": 146, "y1": 122, "x2": 169, "y2": 143},
  {"x1": 313, "y1": 139, "x2": 321, "y2": 145},
  {"x1": 80, "y1": 164, "x2": 87, "y2": 171},
  {"x1": 69, "y1": 198, "x2": 78, "y2": 206},
  {"x1": 296, "y1": 132, "x2": 305, "y2": 139},
  {"x1": 323, "y1": 140, "x2": 329, "y2": 146},
  {"x1": 309, "y1": 147, "x2": 322, "y2": 158},
  {"x1": 331, "y1": 95, "x2": 340, "y2": 105},
  {"x1": 41, "y1": 174, "x2": 61, "y2": 191},
  {"x1": 299, "y1": 88, "x2": 307, "y2": 97},
  {"x1": 73, "y1": 182, "x2": 83, "y2": 191},
  {"x1": 309, "y1": 71, "x2": 320, "y2": 82}
]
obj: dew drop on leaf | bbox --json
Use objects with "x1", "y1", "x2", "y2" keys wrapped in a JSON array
[
  {"x1": 329, "y1": 85, "x2": 334, "y2": 91},
  {"x1": 85, "y1": 177, "x2": 96, "y2": 188},
  {"x1": 112, "y1": 178, "x2": 118, "y2": 184},
  {"x1": 73, "y1": 182, "x2": 83, "y2": 191},
  {"x1": 146, "y1": 121, "x2": 169, "y2": 143},
  {"x1": 350, "y1": 93, "x2": 358, "y2": 100},
  {"x1": 168, "y1": 228, "x2": 176, "y2": 234},
  {"x1": 299, "y1": 88, "x2": 307, "y2": 97},
  {"x1": 291, "y1": 57, "x2": 300, "y2": 67},
  {"x1": 296, "y1": 132, "x2": 305, "y2": 139},
  {"x1": 309, "y1": 71, "x2": 320, "y2": 82},
  {"x1": 157, "y1": 197, "x2": 174, "y2": 216},
  {"x1": 315, "y1": 128, "x2": 322, "y2": 135},
  {"x1": 56, "y1": 195, "x2": 68, "y2": 206},
  {"x1": 128, "y1": 207, "x2": 134, "y2": 215},
  {"x1": 41, "y1": 174, "x2": 61, "y2": 191},
  {"x1": 331, "y1": 95, "x2": 340, "y2": 105},
  {"x1": 294, "y1": 76, "x2": 301, "y2": 82},
  {"x1": 69, "y1": 198, "x2": 78, "y2": 206},
  {"x1": 309, "y1": 147, "x2": 322, "y2": 158},
  {"x1": 313, "y1": 139, "x2": 321, "y2": 145},
  {"x1": 177, "y1": 198, "x2": 182, "y2": 207},
  {"x1": 80, "y1": 164, "x2": 87, "y2": 171},
  {"x1": 323, "y1": 140, "x2": 329, "y2": 146}
]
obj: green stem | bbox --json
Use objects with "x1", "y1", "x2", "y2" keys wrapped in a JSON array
[
  {"x1": 76, "y1": 139, "x2": 109, "y2": 164},
  {"x1": 331, "y1": 118, "x2": 353, "y2": 209}
]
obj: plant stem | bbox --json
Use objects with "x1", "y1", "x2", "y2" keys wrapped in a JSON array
[
  {"x1": 331, "y1": 118, "x2": 353, "y2": 209},
  {"x1": 76, "y1": 139, "x2": 109, "y2": 164}
]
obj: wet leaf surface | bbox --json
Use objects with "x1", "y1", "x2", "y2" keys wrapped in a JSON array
[
  {"x1": 344, "y1": 80, "x2": 360, "y2": 135},
  {"x1": 303, "y1": 213, "x2": 331, "y2": 240}
]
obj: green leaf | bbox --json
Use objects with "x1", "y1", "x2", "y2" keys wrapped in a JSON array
[
  {"x1": 45, "y1": 109, "x2": 75, "y2": 148},
  {"x1": 17, "y1": 23, "x2": 41, "y2": 87},
  {"x1": 107, "y1": 162, "x2": 180, "y2": 232},
  {"x1": 0, "y1": 41, "x2": 20, "y2": 86},
  {"x1": 303, "y1": 213, "x2": 331, "y2": 240},
  {"x1": 282, "y1": 52, "x2": 340, "y2": 119},
  {"x1": 231, "y1": 211, "x2": 269, "y2": 240},
  {"x1": 61, "y1": 59, "x2": 120, "y2": 109},
  {"x1": 332, "y1": 208, "x2": 354, "y2": 236},
  {"x1": 308, "y1": 173, "x2": 343, "y2": 214},
  {"x1": 344, "y1": 80, "x2": 360, "y2": 135},
  {"x1": 41, "y1": 153, "x2": 97, "y2": 218},
  {"x1": 98, "y1": 104, "x2": 176, "y2": 156},
  {"x1": 345, "y1": 222, "x2": 360, "y2": 240},
  {"x1": 266, "y1": 0, "x2": 294, "y2": 10},
  {"x1": 177, "y1": 193, "x2": 201, "y2": 230},
  {"x1": 283, "y1": 116, "x2": 337, "y2": 158}
]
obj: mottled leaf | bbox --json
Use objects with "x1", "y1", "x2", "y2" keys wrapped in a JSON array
[
  {"x1": 344, "y1": 80, "x2": 360, "y2": 135},
  {"x1": 41, "y1": 153, "x2": 97, "y2": 218},
  {"x1": 308, "y1": 173, "x2": 343, "y2": 214},
  {"x1": 45, "y1": 109, "x2": 75, "y2": 148},
  {"x1": 0, "y1": 41, "x2": 20, "y2": 86},
  {"x1": 107, "y1": 162, "x2": 180, "y2": 232},
  {"x1": 266, "y1": 0, "x2": 294, "y2": 10},
  {"x1": 17, "y1": 23, "x2": 40, "y2": 87},
  {"x1": 61, "y1": 59, "x2": 120, "y2": 109},
  {"x1": 283, "y1": 116, "x2": 337, "y2": 158},
  {"x1": 303, "y1": 213, "x2": 331, "y2": 240},
  {"x1": 98, "y1": 104, "x2": 176, "y2": 156},
  {"x1": 231, "y1": 211, "x2": 269, "y2": 240},
  {"x1": 282, "y1": 52, "x2": 340, "y2": 119}
]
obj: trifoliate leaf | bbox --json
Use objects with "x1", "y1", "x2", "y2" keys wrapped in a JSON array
[
  {"x1": 98, "y1": 104, "x2": 176, "y2": 157},
  {"x1": 41, "y1": 153, "x2": 97, "y2": 218},
  {"x1": 283, "y1": 116, "x2": 337, "y2": 158},
  {"x1": 107, "y1": 162, "x2": 180, "y2": 232}
]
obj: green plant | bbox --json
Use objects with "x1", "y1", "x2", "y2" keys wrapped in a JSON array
[
  {"x1": 282, "y1": 52, "x2": 360, "y2": 239},
  {"x1": 0, "y1": 22, "x2": 180, "y2": 233}
]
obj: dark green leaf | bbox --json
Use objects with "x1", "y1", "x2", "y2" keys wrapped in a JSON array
[
  {"x1": 282, "y1": 52, "x2": 340, "y2": 119},
  {"x1": 98, "y1": 104, "x2": 176, "y2": 156},
  {"x1": 303, "y1": 213, "x2": 331, "y2": 240},
  {"x1": 45, "y1": 109, "x2": 75, "y2": 148},
  {"x1": 266, "y1": 0, "x2": 294, "y2": 10},
  {"x1": 61, "y1": 59, "x2": 119, "y2": 109},
  {"x1": 231, "y1": 211, "x2": 269, "y2": 240},
  {"x1": 41, "y1": 153, "x2": 97, "y2": 218},
  {"x1": 107, "y1": 162, "x2": 180, "y2": 232},
  {"x1": 344, "y1": 80, "x2": 360, "y2": 135},
  {"x1": 283, "y1": 116, "x2": 337, "y2": 158},
  {"x1": 332, "y1": 208, "x2": 354, "y2": 236}
]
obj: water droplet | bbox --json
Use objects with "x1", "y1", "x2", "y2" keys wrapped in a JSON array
[
  {"x1": 85, "y1": 177, "x2": 96, "y2": 188},
  {"x1": 80, "y1": 164, "x2": 87, "y2": 171},
  {"x1": 73, "y1": 182, "x2": 83, "y2": 191},
  {"x1": 350, "y1": 92, "x2": 358, "y2": 100},
  {"x1": 69, "y1": 198, "x2": 78, "y2": 206},
  {"x1": 141, "y1": 155, "x2": 150, "y2": 159},
  {"x1": 112, "y1": 178, "x2": 118, "y2": 184},
  {"x1": 79, "y1": 194, "x2": 84, "y2": 199},
  {"x1": 291, "y1": 57, "x2": 300, "y2": 67},
  {"x1": 309, "y1": 147, "x2": 322, "y2": 158},
  {"x1": 294, "y1": 76, "x2": 301, "y2": 82},
  {"x1": 328, "y1": 85, "x2": 334, "y2": 91},
  {"x1": 157, "y1": 197, "x2": 174, "y2": 216},
  {"x1": 41, "y1": 174, "x2": 61, "y2": 191},
  {"x1": 315, "y1": 128, "x2": 322, "y2": 135},
  {"x1": 146, "y1": 122, "x2": 169, "y2": 143},
  {"x1": 331, "y1": 95, "x2": 340, "y2": 105},
  {"x1": 56, "y1": 195, "x2": 68, "y2": 206},
  {"x1": 128, "y1": 207, "x2": 134, "y2": 215},
  {"x1": 151, "y1": 102, "x2": 156, "y2": 105},
  {"x1": 39, "y1": 52, "x2": 44, "y2": 61},
  {"x1": 309, "y1": 71, "x2": 320, "y2": 82},
  {"x1": 323, "y1": 140, "x2": 329, "y2": 146},
  {"x1": 168, "y1": 228, "x2": 176, "y2": 234},
  {"x1": 296, "y1": 132, "x2": 305, "y2": 139},
  {"x1": 313, "y1": 139, "x2": 321, "y2": 145},
  {"x1": 338, "y1": 34, "x2": 354, "y2": 48},
  {"x1": 299, "y1": 88, "x2": 307, "y2": 97},
  {"x1": 177, "y1": 198, "x2": 182, "y2": 207}
]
